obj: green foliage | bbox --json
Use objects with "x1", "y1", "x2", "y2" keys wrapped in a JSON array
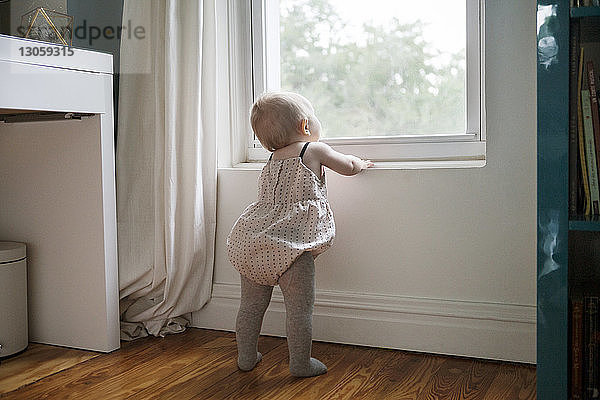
[{"x1": 280, "y1": 0, "x2": 466, "y2": 137}]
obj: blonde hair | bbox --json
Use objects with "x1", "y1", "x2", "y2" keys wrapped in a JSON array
[{"x1": 250, "y1": 91, "x2": 314, "y2": 152}]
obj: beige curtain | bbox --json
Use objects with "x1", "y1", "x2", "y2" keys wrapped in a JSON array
[{"x1": 116, "y1": 0, "x2": 217, "y2": 339}]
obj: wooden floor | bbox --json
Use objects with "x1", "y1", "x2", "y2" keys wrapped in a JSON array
[{"x1": 0, "y1": 328, "x2": 536, "y2": 399}]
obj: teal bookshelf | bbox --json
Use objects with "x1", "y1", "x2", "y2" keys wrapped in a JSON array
[
  {"x1": 569, "y1": 216, "x2": 600, "y2": 231},
  {"x1": 538, "y1": 2, "x2": 600, "y2": 399},
  {"x1": 570, "y1": 6, "x2": 600, "y2": 18},
  {"x1": 537, "y1": 1, "x2": 569, "y2": 399}
]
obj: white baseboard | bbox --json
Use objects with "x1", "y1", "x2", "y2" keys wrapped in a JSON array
[{"x1": 191, "y1": 283, "x2": 536, "y2": 364}]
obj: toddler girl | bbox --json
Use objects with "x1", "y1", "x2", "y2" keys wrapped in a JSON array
[{"x1": 226, "y1": 91, "x2": 373, "y2": 377}]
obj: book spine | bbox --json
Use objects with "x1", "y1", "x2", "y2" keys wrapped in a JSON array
[
  {"x1": 585, "y1": 297, "x2": 599, "y2": 399},
  {"x1": 596, "y1": 297, "x2": 600, "y2": 400},
  {"x1": 573, "y1": 299, "x2": 584, "y2": 400},
  {"x1": 571, "y1": 22, "x2": 581, "y2": 216},
  {"x1": 588, "y1": 62, "x2": 600, "y2": 213},
  {"x1": 582, "y1": 90, "x2": 600, "y2": 214},
  {"x1": 593, "y1": 296, "x2": 599, "y2": 399},
  {"x1": 579, "y1": 48, "x2": 591, "y2": 216}
]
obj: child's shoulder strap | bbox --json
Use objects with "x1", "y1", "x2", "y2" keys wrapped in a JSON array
[{"x1": 299, "y1": 142, "x2": 310, "y2": 160}]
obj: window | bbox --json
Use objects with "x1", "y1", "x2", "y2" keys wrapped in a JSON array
[{"x1": 245, "y1": 0, "x2": 485, "y2": 164}]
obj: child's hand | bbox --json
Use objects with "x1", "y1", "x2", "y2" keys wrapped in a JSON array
[
  {"x1": 361, "y1": 159, "x2": 374, "y2": 169},
  {"x1": 350, "y1": 156, "x2": 373, "y2": 171}
]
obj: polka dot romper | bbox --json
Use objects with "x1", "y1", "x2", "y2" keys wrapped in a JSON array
[{"x1": 227, "y1": 142, "x2": 335, "y2": 286}]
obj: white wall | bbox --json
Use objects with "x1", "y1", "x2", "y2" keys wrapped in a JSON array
[{"x1": 193, "y1": 0, "x2": 537, "y2": 363}]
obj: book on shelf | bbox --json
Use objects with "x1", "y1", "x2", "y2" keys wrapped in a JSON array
[
  {"x1": 585, "y1": 296, "x2": 599, "y2": 399},
  {"x1": 582, "y1": 88, "x2": 600, "y2": 215},
  {"x1": 569, "y1": 298, "x2": 584, "y2": 400},
  {"x1": 572, "y1": 22, "x2": 588, "y2": 217},
  {"x1": 577, "y1": 46, "x2": 592, "y2": 216},
  {"x1": 583, "y1": 46, "x2": 600, "y2": 216},
  {"x1": 588, "y1": 61, "x2": 600, "y2": 170},
  {"x1": 572, "y1": 20, "x2": 583, "y2": 216},
  {"x1": 571, "y1": 39, "x2": 600, "y2": 217},
  {"x1": 572, "y1": 298, "x2": 584, "y2": 400},
  {"x1": 571, "y1": 296, "x2": 600, "y2": 399},
  {"x1": 573, "y1": 1, "x2": 600, "y2": 7}
]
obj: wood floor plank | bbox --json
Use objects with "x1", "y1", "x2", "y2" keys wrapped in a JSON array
[
  {"x1": 132, "y1": 334, "x2": 283, "y2": 400},
  {"x1": 211, "y1": 339, "x2": 367, "y2": 400},
  {"x1": 0, "y1": 329, "x2": 221, "y2": 400},
  {"x1": 413, "y1": 357, "x2": 509, "y2": 400},
  {"x1": 238, "y1": 340, "x2": 372, "y2": 400},
  {"x1": 73, "y1": 329, "x2": 230, "y2": 400},
  {"x1": 372, "y1": 353, "x2": 448, "y2": 399},
  {"x1": 453, "y1": 360, "x2": 513, "y2": 400},
  {"x1": 0, "y1": 343, "x2": 99, "y2": 394},
  {"x1": 316, "y1": 346, "x2": 413, "y2": 400},
  {"x1": 415, "y1": 357, "x2": 474, "y2": 400},
  {"x1": 320, "y1": 349, "x2": 425, "y2": 400},
  {"x1": 0, "y1": 329, "x2": 537, "y2": 400},
  {"x1": 80, "y1": 335, "x2": 233, "y2": 399},
  {"x1": 482, "y1": 363, "x2": 536, "y2": 400},
  {"x1": 430, "y1": 358, "x2": 501, "y2": 400},
  {"x1": 199, "y1": 340, "x2": 292, "y2": 400}
]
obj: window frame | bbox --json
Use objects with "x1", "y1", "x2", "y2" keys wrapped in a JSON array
[{"x1": 241, "y1": 0, "x2": 485, "y2": 164}]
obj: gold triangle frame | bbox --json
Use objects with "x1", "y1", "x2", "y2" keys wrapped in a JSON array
[{"x1": 22, "y1": 7, "x2": 73, "y2": 46}]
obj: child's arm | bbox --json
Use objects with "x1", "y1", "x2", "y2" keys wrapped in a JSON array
[{"x1": 311, "y1": 142, "x2": 374, "y2": 176}]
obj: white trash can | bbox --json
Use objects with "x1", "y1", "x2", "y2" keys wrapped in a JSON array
[{"x1": 0, "y1": 241, "x2": 28, "y2": 359}]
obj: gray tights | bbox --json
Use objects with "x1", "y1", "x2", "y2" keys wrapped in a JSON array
[{"x1": 235, "y1": 251, "x2": 327, "y2": 377}]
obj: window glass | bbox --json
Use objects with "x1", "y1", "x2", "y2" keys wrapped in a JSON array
[{"x1": 279, "y1": 0, "x2": 466, "y2": 138}]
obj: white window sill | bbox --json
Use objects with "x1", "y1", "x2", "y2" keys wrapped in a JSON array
[
  {"x1": 236, "y1": 137, "x2": 486, "y2": 171},
  {"x1": 247, "y1": 139, "x2": 486, "y2": 165},
  {"x1": 227, "y1": 159, "x2": 486, "y2": 171}
]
